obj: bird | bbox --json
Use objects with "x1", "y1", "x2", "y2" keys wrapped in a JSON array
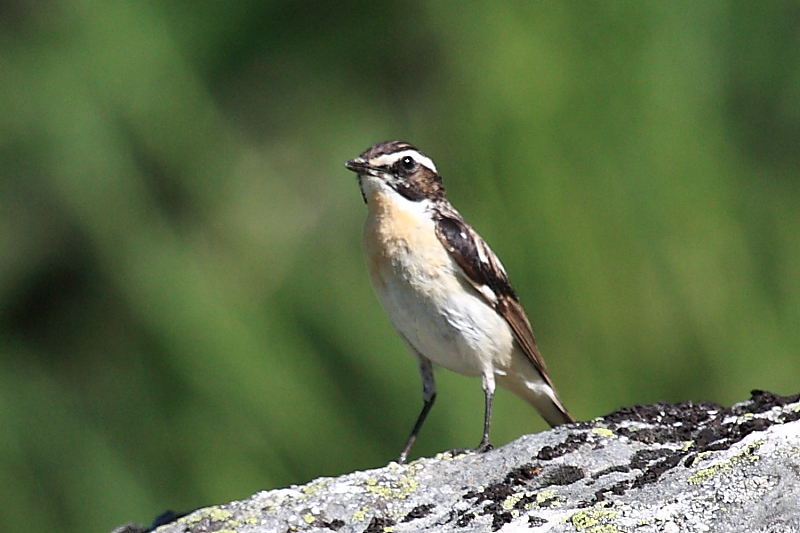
[{"x1": 345, "y1": 140, "x2": 574, "y2": 464}]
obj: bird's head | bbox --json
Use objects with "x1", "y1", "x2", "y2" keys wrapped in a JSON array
[{"x1": 345, "y1": 141, "x2": 446, "y2": 204}]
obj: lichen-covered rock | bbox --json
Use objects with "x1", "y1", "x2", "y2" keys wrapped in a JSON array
[{"x1": 142, "y1": 390, "x2": 800, "y2": 533}]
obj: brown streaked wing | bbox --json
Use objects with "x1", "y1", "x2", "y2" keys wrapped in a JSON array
[{"x1": 433, "y1": 206, "x2": 558, "y2": 389}]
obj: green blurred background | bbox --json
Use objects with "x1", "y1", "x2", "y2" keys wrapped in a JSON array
[{"x1": 1, "y1": 1, "x2": 799, "y2": 532}]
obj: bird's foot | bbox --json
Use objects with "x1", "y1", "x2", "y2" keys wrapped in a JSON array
[
  {"x1": 443, "y1": 442, "x2": 493, "y2": 459},
  {"x1": 475, "y1": 441, "x2": 494, "y2": 454}
]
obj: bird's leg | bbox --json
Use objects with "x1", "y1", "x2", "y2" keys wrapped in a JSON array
[
  {"x1": 444, "y1": 370, "x2": 496, "y2": 458},
  {"x1": 476, "y1": 370, "x2": 495, "y2": 453},
  {"x1": 398, "y1": 357, "x2": 436, "y2": 464}
]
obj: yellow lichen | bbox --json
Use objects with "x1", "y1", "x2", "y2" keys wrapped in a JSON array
[
  {"x1": 535, "y1": 489, "x2": 564, "y2": 507},
  {"x1": 433, "y1": 451, "x2": 456, "y2": 460},
  {"x1": 536, "y1": 489, "x2": 556, "y2": 504},
  {"x1": 177, "y1": 512, "x2": 203, "y2": 527},
  {"x1": 687, "y1": 440, "x2": 763, "y2": 485},
  {"x1": 302, "y1": 480, "x2": 328, "y2": 497},
  {"x1": 207, "y1": 509, "x2": 232, "y2": 521},
  {"x1": 684, "y1": 450, "x2": 714, "y2": 468},
  {"x1": 176, "y1": 507, "x2": 232, "y2": 527},
  {"x1": 569, "y1": 508, "x2": 620, "y2": 532},
  {"x1": 352, "y1": 506, "x2": 369, "y2": 521},
  {"x1": 363, "y1": 465, "x2": 420, "y2": 500},
  {"x1": 592, "y1": 428, "x2": 616, "y2": 438}
]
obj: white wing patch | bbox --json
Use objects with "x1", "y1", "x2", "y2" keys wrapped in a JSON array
[
  {"x1": 476, "y1": 240, "x2": 489, "y2": 265},
  {"x1": 473, "y1": 283, "x2": 499, "y2": 305}
]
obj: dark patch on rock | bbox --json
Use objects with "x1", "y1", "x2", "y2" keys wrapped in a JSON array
[
  {"x1": 536, "y1": 433, "x2": 588, "y2": 460},
  {"x1": 543, "y1": 465, "x2": 585, "y2": 486},
  {"x1": 631, "y1": 453, "x2": 685, "y2": 489},
  {"x1": 401, "y1": 504, "x2": 435, "y2": 522},
  {"x1": 609, "y1": 480, "x2": 630, "y2": 495},
  {"x1": 513, "y1": 493, "x2": 538, "y2": 510},
  {"x1": 528, "y1": 515, "x2": 548, "y2": 527},
  {"x1": 304, "y1": 517, "x2": 346, "y2": 531},
  {"x1": 363, "y1": 516, "x2": 395, "y2": 533},
  {"x1": 782, "y1": 409, "x2": 800, "y2": 424},
  {"x1": 462, "y1": 484, "x2": 513, "y2": 530},
  {"x1": 629, "y1": 449, "x2": 674, "y2": 469},
  {"x1": 503, "y1": 463, "x2": 542, "y2": 485},
  {"x1": 746, "y1": 389, "x2": 800, "y2": 414},
  {"x1": 324, "y1": 519, "x2": 345, "y2": 531},
  {"x1": 464, "y1": 482, "x2": 515, "y2": 504},
  {"x1": 461, "y1": 463, "x2": 567, "y2": 530},
  {"x1": 592, "y1": 465, "x2": 631, "y2": 479},
  {"x1": 537, "y1": 494, "x2": 559, "y2": 508},
  {"x1": 490, "y1": 511, "x2": 513, "y2": 531},
  {"x1": 604, "y1": 401, "x2": 723, "y2": 426},
  {"x1": 616, "y1": 425, "x2": 685, "y2": 445},
  {"x1": 455, "y1": 511, "x2": 474, "y2": 527}
]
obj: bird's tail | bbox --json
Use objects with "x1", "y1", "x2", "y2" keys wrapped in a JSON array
[{"x1": 496, "y1": 352, "x2": 574, "y2": 427}]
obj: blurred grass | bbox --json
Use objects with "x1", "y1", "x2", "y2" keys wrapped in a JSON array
[{"x1": 1, "y1": 1, "x2": 799, "y2": 532}]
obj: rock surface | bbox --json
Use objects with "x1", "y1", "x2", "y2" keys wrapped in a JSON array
[{"x1": 131, "y1": 390, "x2": 800, "y2": 533}]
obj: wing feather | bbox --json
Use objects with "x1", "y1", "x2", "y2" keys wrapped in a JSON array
[{"x1": 433, "y1": 207, "x2": 558, "y2": 390}]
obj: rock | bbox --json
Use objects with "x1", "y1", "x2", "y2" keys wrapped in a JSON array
[{"x1": 143, "y1": 390, "x2": 800, "y2": 533}]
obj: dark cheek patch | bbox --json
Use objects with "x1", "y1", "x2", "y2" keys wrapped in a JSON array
[
  {"x1": 393, "y1": 178, "x2": 427, "y2": 202},
  {"x1": 390, "y1": 167, "x2": 445, "y2": 203}
]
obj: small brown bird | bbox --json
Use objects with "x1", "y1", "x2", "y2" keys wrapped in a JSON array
[{"x1": 346, "y1": 141, "x2": 574, "y2": 463}]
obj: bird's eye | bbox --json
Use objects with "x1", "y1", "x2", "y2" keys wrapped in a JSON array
[{"x1": 401, "y1": 156, "x2": 416, "y2": 172}]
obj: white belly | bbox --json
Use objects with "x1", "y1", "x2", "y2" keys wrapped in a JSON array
[{"x1": 376, "y1": 267, "x2": 515, "y2": 376}]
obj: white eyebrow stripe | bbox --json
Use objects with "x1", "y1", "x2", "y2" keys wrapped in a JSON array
[{"x1": 369, "y1": 150, "x2": 438, "y2": 173}]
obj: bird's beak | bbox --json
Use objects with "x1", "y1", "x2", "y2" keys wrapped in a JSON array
[{"x1": 345, "y1": 158, "x2": 372, "y2": 174}]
